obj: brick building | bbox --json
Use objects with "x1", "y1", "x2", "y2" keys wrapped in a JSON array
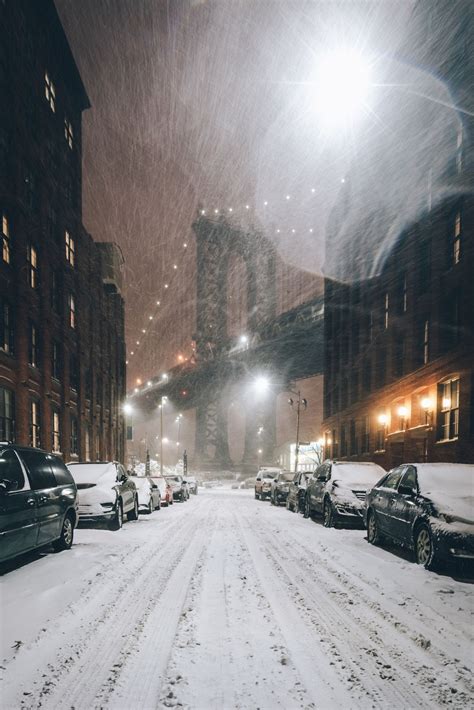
[
  {"x1": 322, "y1": 0, "x2": 474, "y2": 468},
  {"x1": 0, "y1": 0, "x2": 126, "y2": 461}
]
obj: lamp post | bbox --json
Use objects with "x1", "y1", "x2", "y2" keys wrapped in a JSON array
[
  {"x1": 159, "y1": 396, "x2": 167, "y2": 477},
  {"x1": 288, "y1": 391, "x2": 308, "y2": 473}
]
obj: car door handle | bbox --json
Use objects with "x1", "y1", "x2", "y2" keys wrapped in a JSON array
[
  {"x1": 38, "y1": 496, "x2": 48, "y2": 504},
  {"x1": 26, "y1": 497, "x2": 36, "y2": 507}
]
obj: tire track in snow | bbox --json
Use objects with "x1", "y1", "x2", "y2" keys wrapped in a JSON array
[
  {"x1": 244, "y1": 504, "x2": 472, "y2": 708},
  {"x1": 158, "y1": 502, "x2": 313, "y2": 710},
  {"x1": 259, "y1": 505, "x2": 473, "y2": 700},
  {"x1": 235, "y1": 506, "x2": 353, "y2": 708},
  {"x1": 101, "y1": 506, "x2": 214, "y2": 709},
  {"x1": 3, "y1": 498, "x2": 212, "y2": 710}
]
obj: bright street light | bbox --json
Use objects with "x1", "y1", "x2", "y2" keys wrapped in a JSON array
[
  {"x1": 122, "y1": 403, "x2": 133, "y2": 415},
  {"x1": 312, "y1": 48, "x2": 372, "y2": 129},
  {"x1": 254, "y1": 376, "x2": 270, "y2": 393}
]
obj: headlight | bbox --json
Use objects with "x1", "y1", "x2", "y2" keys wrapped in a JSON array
[
  {"x1": 439, "y1": 513, "x2": 454, "y2": 524},
  {"x1": 100, "y1": 502, "x2": 115, "y2": 509}
]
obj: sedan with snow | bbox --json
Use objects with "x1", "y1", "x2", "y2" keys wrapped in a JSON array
[
  {"x1": 132, "y1": 476, "x2": 161, "y2": 514},
  {"x1": 67, "y1": 462, "x2": 139, "y2": 530},
  {"x1": 365, "y1": 463, "x2": 474, "y2": 570},
  {"x1": 304, "y1": 461, "x2": 386, "y2": 527},
  {"x1": 270, "y1": 471, "x2": 294, "y2": 505}
]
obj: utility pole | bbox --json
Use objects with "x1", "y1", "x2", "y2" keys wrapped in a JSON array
[
  {"x1": 289, "y1": 390, "x2": 307, "y2": 473},
  {"x1": 160, "y1": 396, "x2": 164, "y2": 477}
]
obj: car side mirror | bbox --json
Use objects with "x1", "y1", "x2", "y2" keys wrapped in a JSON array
[
  {"x1": 317, "y1": 475, "x2": 327, "y2": 482},
  {"x1": 398, "y1": 484, "x2": 416, "y2": 497}
]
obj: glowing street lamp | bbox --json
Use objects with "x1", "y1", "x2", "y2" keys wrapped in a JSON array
[{"x1": 312, "y1": 48, "x2": 372, "y2": 129}]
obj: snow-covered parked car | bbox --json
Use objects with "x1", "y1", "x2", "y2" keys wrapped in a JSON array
[
  {"x1": 365, "y1": 463, "x2": 474, "y2": 570},
  {"x1": 270, "y1": 470, "x2": 294, "y2": 505},
  {"x1": 132, "y1": 476, "x2": 161, "y2": 514},
  {"x1": 0, "y1": 445, "x2": 78, "y2": 562},
  {"x1": 149, "y1": 475, "x2": 173, "y2": 506},
  {"x1": 183, "y1": 475, "x2": 198, "y2": 494},
  {"x1": 165, "y1": 475, "x2": 188, "y2": 502},
  {"x1": 304, "y1": 461, "x2": 386, "y2": 527},
  {"x1": 255, "y1": 467, "x2": 280, "y2": 500},
  {"x1": 286, "y1": 470, "x2": 313, "y2": 513},
  {"x1": 67, "y1": 462, "x2": 139, "y2": 530}
]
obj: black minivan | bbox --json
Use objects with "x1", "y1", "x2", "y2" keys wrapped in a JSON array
[{"x1": 0, "y1": 444, "x2": 78, "y2": 563}]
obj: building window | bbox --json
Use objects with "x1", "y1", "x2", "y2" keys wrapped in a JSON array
[
  {"x1": 30, "y1": 400, "x2": 41, "y2": 448},
  {"x1": 65, "y1": 231, "x2": 75, "y2": 267},
  {"x1": 0, "y1": 387, "x2": 15, "y2": 441},
  {"x1": 453, "y1": 211, "x2": 462, "y2": 265},
  {"x1": 437, "y1": 378, "x2": 459, "y2": 441},
  {"x1": 70, "y1": 352, "x2": 79, "y2": 391},
  {"x1": 340, "y1": 424, "x2": 347, "y2": 457},
  {"x1": 384, "y1": 293, "x2": 389, "y2": 329},
  {"x1": 24, "y1": 170, "x2": 38, "y2": 212},
  {"x1": 44, "y1": 71, "x2": 56, "y2": 112},
  {"x1": 29, "y1": 323, "x2": 39, "y2": 367},
  {"x1": 423, "y1": 319, "x2": 429, "y2": 365},
  {"x1": 361, "y1": 416, "x2": 370, "y2": 454},
  {"x1": 397, "y1": 274, "x2": 407, "y2": 314},
  {"x1": 0, "y1": 300, "x2": 13, "y2": 354},
  {"x1": 52, "y1": 342, "x2": 61, "y2": 380},
  {"x1": 70, "y1": 416, "x2": 79, "y2": 455},
  {"x1": 52, "y1": 408, "x2": 61, "y2": 452},
  {"x1": 68, "y1": 294, "x2": 76, "y2": 329},
  {"x1": 2, "y1": 213, "x2": 10, "y2": 263},
  {"x1": 331, "y1": 428, "x2": 338, "y2": 458},
  {"x1": 64, "y1": 118, "x2": 73, "y2": 149},
  {"x1": 27, "y1": 244, "x2": 38, "y2": 288}
]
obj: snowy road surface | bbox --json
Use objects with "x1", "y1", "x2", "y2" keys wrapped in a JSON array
[{"x1": 1, "y1": 489, "x2": 473, "y2": 709}]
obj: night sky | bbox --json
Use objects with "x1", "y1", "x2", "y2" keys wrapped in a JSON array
[{"x1": 55, "y1": 0, "x2": 415, "y2": 385}]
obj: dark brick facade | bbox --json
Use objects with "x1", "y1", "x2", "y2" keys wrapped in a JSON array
[
  {"x1": 322, "y1": 0, "x2": 474, "y2": 468},
  {"x1": 0, "y1": 0, "x2": 126, "y2": 461}
]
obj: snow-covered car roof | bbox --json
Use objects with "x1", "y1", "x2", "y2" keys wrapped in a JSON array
[
  {"x1": 412, "y1": 463, "x2": 474, "y2": 497},
  {"x1": 131, "y1": 476, "x2": 153, "y2": 491},
  {"x1": 67, "y1": 462, "x2": 118, "y2": 484}
]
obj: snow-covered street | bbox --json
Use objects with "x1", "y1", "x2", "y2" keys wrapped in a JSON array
[{"x1": 1, "y1": 488, "x2": 473, "y2": 710}]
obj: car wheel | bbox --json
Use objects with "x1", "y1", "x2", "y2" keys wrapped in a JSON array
[
  {"x1": 110, "y1": 501, "x2": 123, "y2": 531},
  {"x1": 323, "y1": 498, "x2": 335, "y2": 528},
  {"x1": 415, "y1": 524, "x2": 438, "y2": 570},
  {"x1": 52, "y1": 513, "x2": 74, "y2": 551},
  {"x1": 367, "y1": 510, "x2": 381, "y2": 545},
  {"x1": 147, "y1": 498, "x2": 154, "y2": 514},
  {"x1": 127, "y1": 496, "x2": 139, "y2": 521},
  {"x1": 303, "y1": 496, "x2": 310, "y2": 519}
]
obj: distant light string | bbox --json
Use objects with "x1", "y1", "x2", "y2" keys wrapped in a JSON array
[{"x1": 128, "y1": 181, "x2": 345, "y2": 387}]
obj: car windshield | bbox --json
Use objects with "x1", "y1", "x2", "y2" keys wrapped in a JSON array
[
  {"x1": 279, "y1": 473, "x2": 294, "y2": 482},
  {"x1": 332, "y1": 463, "x2": 385, "y2": 487},
  {"x1": 68, "y1": 462, "x2": 117, "y2": 484},
  {"x1": 165, "y1": 476, "x2": 182, "y2": 483}
]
